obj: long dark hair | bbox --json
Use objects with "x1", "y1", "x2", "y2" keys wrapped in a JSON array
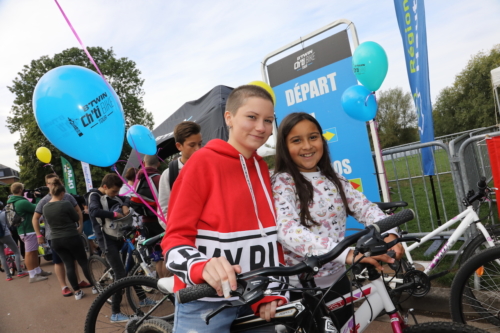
[{"x1": 273, "y1": 112, "x2": 353, "y2": 227}]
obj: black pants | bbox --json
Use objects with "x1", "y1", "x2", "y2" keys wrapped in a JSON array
[
  {"x1": 290, "y1": 275, "x2": 353, "y2": 329},
  {"x1": 51, "y1": 234, "x2": 93, "y2": 292},
  {"x1": 102, "y1": 236, "x2": 127, "y2": 313}
]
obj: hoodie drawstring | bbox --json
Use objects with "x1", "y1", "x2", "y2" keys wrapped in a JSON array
[{"x1": 239, "y1": 155, "x2": 275, "y2": 237}]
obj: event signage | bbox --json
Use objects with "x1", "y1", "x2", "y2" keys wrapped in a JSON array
[
  {"x1": 267, "y1": 30, "x2": 381, "y2": 231},
  {"x1": 394, "y1": 0, "x2": 435, "y2": 175},
  {"x1": 61, "y1": 156, "x2": 77, "y2": 195},
  {"x1": 81, "y1": 161, "x2": 93, "y2": 192}
]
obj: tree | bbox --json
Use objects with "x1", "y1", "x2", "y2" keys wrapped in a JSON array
[
  {"x1": 375, "y1": 87, "x2": 418, "y2": 148},
  {"x1": 433, "y1": 44, "x2": 500, "y2": 136},
  {"x1": 6, "y1": 47, "x2": 154, "y2": 194}
]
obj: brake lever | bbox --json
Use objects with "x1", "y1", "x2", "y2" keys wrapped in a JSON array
[{"x1": 385, "y1": 236, "x2": 420, "y2": 249}]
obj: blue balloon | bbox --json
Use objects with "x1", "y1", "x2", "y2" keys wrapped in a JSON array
[
  {"x1": 341, "y1": 85, "x2": 378, "y2": 122},
  {"x1": 33, "y1": 65, "x2": 125, "y2": 167},
  {"x1": 352, "y1": 41, "x2": 388, "y2": 91},
  {"x1": 127, "y1": 125, "x2": 156, "y2": 155}
]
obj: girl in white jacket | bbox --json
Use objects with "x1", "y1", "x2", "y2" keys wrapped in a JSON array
[{"x1": 272, "y1": 112, "x2": 403, "y2": 328}]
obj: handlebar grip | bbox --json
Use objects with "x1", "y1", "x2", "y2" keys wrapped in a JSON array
[
  {"x1": 176, "y1": 283, "x2": 218, "y2": 304},
  {"x1": 477, "y1": 177, "x2": 487, "y2": 190},
  {"x1": 374, "y1": 209, "x2": 415, "y2": 233}
]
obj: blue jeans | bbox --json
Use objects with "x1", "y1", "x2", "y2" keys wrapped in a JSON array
[{"x1": 173, "y1": 299, "x2": 275, "y2": 333}]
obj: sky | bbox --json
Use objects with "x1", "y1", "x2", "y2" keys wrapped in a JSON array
[{"x1": 1, "y1": 0, "x2": 499, "y2": 171}]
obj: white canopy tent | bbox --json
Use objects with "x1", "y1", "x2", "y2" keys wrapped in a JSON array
[{"x1": 491, "y1": 66, "x2": 500, "y2": 115}]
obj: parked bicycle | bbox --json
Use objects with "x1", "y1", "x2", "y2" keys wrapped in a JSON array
[
  {"x1": 356, "y1": 177, "x2": 500, "y2": 308},
  {"x1": 450, "y1": 245, "x2": 500, "y2": 331},
  {"x1": 84, "y1": 209, "x2": 487, "y2": 333},
  {"x1": 88, "y1": 226, "x2": 164, "y2": 293}
]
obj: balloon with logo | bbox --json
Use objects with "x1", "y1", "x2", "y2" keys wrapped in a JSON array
[
  {"x1": 33, "y1": 65, "x2": 125, "y2": 167},
  {"x1": 341, "y1": 85, "x2": 378, "y2": 122},
  {"x1": 248, "y1": 80, "x2": 276, "y2": 105},
  {"x1": 352, "y1": 41, "x2": 388, "y2": 92},
  {"x1": 36, "y1": 147, "x2": 52, "y2": 164},
  {"x1": 127, "y1": 125, "x2": 156, "y2": 155}
]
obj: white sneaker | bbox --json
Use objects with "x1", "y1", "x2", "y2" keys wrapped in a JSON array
[
  {"x1": 92, "y1": 286, "x2": 99, "y2": 295},
  {"x1": 75, "y1": 290, "x2": 84, "y2": 300}
]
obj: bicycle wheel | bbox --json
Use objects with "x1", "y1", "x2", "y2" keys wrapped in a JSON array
[
  {"x1": 85, "y1": 276, "x2": 175, "y2": 333},
  {"x1": 403, "y1": 321, "x2": 488, "y2": 332},
  {"x1": 136, "y1": 318, "x2": 172, "y2": 333},
  {"x1": 460, "y1": 226, "x2": 500, "y2": 265},
  {"x1": 89, "y1": 255, "x2": 114, "y2": 293},
  {"x1": 450, "y1": 245, "x2": 500, "y2": 330},
  {"x1": 81, "y1": 233, "x2": 91, "y2": 258}
]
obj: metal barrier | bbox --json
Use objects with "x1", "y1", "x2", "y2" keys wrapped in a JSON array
[
  {"x1": 377, "y1": 126, "x2": 500, "y2": 235},
  {"x1": 381, "y1": 141, "x2": 455, "y2": 233}
]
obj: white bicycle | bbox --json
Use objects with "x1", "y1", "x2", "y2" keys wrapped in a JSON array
[{"x1": 85, "y1": 209, "x2": 488, "y2": 333}]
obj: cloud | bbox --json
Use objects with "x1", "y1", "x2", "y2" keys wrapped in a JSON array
[{"x1": 1, "y1": 0, "x2": 499, "y2": 173}]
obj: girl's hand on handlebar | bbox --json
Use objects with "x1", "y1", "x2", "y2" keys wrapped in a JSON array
[
  {"x1": 258, "y1": 299, "x2": 285, "y2": 322},
  {"x1": 345, "y1": 250, "x2": 395, "y2": 271},
  {"x1": 202, "y1": 257, "x2": 241, "y2": 297},
  {"x1": 384, "y1": 234, "x2": 405, "y2": 260}
]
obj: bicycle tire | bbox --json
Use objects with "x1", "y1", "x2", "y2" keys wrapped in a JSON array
[
  {"x1": 450, "y1": 245, "x2": 500, "y2": 328},
  {"x1": 85, "y1": 275, "x2": 175, "y2": 333},
  {"x1": 88, "y1": 255, "x2": 114, "y2": 293},
  {"x1": 460, "y1": 226, "x2": 500, "y2": 265},
  {"x1": 403, "y1": 321, "x2": 488, "y2": 333},
  {"x1": 136, "y1": 318, "x2": 173, "y2": 333},
  {"x1": 80, "y1": 234, "x2": 91, "y2": 258}
]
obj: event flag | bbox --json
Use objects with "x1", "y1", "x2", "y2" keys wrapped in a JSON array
[
  {"x1": 81, "y1": 161, "x2": 93, "y2": 192},
  {"x1": 394, "y1": 0, "x2": 435, "y2": 175},
  {"x1": 61, "y1": 156, "x2": 77, "y2": 195}
]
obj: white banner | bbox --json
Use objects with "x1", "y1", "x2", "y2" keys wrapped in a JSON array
[{"x1": 81, "y1": 161, "x2": 93, "y2": 192}]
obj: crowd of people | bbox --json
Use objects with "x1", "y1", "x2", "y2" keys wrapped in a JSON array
[{"x1": 0, "y1": 84, "x2": 402, "y2": 331}]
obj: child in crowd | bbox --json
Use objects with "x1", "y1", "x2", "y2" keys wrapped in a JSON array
[
  {"x1": 88, "y1": 174, "x2": 131, "y2": 322},
  {"x1": 0, "y1": 201, "x2": 28, "y2": 281},
  {"x1": 158, "y1": 121, "x2": 202, "y2": 225},
  {"x1": 272, "y1": 112, "x2": 403, "y2": 328},
  {"x1": 42, "y1": 178, "x2": 95, "y2": 300},
  {"x1": 161, "y1": 85, "x2": 287, "y2": 333}
]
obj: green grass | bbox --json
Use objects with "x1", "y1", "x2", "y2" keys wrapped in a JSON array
[{"x1": 382, "y1": 149, "x2": 498, "y2": 286}]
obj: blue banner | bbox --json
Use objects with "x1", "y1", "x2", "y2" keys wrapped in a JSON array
[
  {"x1": 267, "y1": 31, "x2": 381, "y2": 233},
  {"x1": 394, "y1": 0, "x2": 435, "y2": 175}
]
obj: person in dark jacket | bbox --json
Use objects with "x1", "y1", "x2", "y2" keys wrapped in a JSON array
[{"x1": 88, "y1": 173, "x2": 133, "y2": 322}]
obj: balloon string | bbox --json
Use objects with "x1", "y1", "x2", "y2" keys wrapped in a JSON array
[
  {"x1": 113, "y1": 138, "x2": 166, "y2": 224},
  {"x1": 53, "y1": 0, "x2": 109, "y2": 87},
  {"x1": 43, "y1": 163, "x2": 58, "y2": 176},
  {"x1": 364, "y1": 91, "x2": 375, "y2": 106},
  {"x1": 156, "y1": 148, "x2": 167, "y2": 164}
]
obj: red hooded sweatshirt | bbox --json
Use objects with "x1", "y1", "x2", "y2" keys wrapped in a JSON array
[{"x1": 161, "y1": 139, "x2": 287, "y2": 311}]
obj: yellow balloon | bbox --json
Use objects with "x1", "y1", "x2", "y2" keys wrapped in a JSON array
[
  {"x1": 36, "y1": 147, "x2": 52, "y2": 164},
  {"x1": 248, "y1": 80, "x2": 276, "y2": 106}
]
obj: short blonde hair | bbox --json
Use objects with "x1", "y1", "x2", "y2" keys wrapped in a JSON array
[
  {"x1": 10, "y1": 182, "x2": 24, "y2": 195},
  {"x1": 226, "y1": 85, "x2": 274, "y2": 115}
]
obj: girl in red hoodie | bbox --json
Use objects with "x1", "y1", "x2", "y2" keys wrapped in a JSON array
[{"x1": 161, "y1": 85, "x2": 286, "y2": 332}]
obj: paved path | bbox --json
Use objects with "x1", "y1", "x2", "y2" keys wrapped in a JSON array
[
  {"x1": 0, "y1": 259, "x2": 494, "y2": 332},
  {"x1": 0, "y1": 259, "x2": 96, "y2": 332}
]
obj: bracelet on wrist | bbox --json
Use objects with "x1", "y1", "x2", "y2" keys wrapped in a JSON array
[{"x1": 36, "y1": 234, "x2": 44, "y2": 238}]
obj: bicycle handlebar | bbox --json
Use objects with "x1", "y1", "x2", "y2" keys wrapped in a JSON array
[{"x1": 175, "y1": 209, "x2": 415, "y2": 304}]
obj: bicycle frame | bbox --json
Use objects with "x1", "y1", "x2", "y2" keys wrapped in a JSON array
[
  {"x1": 229, "y1": 276, "x2": 408, "y2": 333},
  {"x1": 401, "y1": 205, "x2": 496, "y2": 276}
]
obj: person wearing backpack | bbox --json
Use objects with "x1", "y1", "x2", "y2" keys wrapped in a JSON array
[
  {"x1": 0, "y1": 201, "x2": 28, "y2": 281},
  {"x1": 6, "y1": 182, "x2": 51, "y2": 283},
  {"x1": 158, "y1": 121, "x2": 202, "y2": 226},
  {"x1": 130, "y1": 155, "x2": 163, "y2": 238},
  {"x1": 88, "y1": 173, "x2": 134, "y2": 322}
]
